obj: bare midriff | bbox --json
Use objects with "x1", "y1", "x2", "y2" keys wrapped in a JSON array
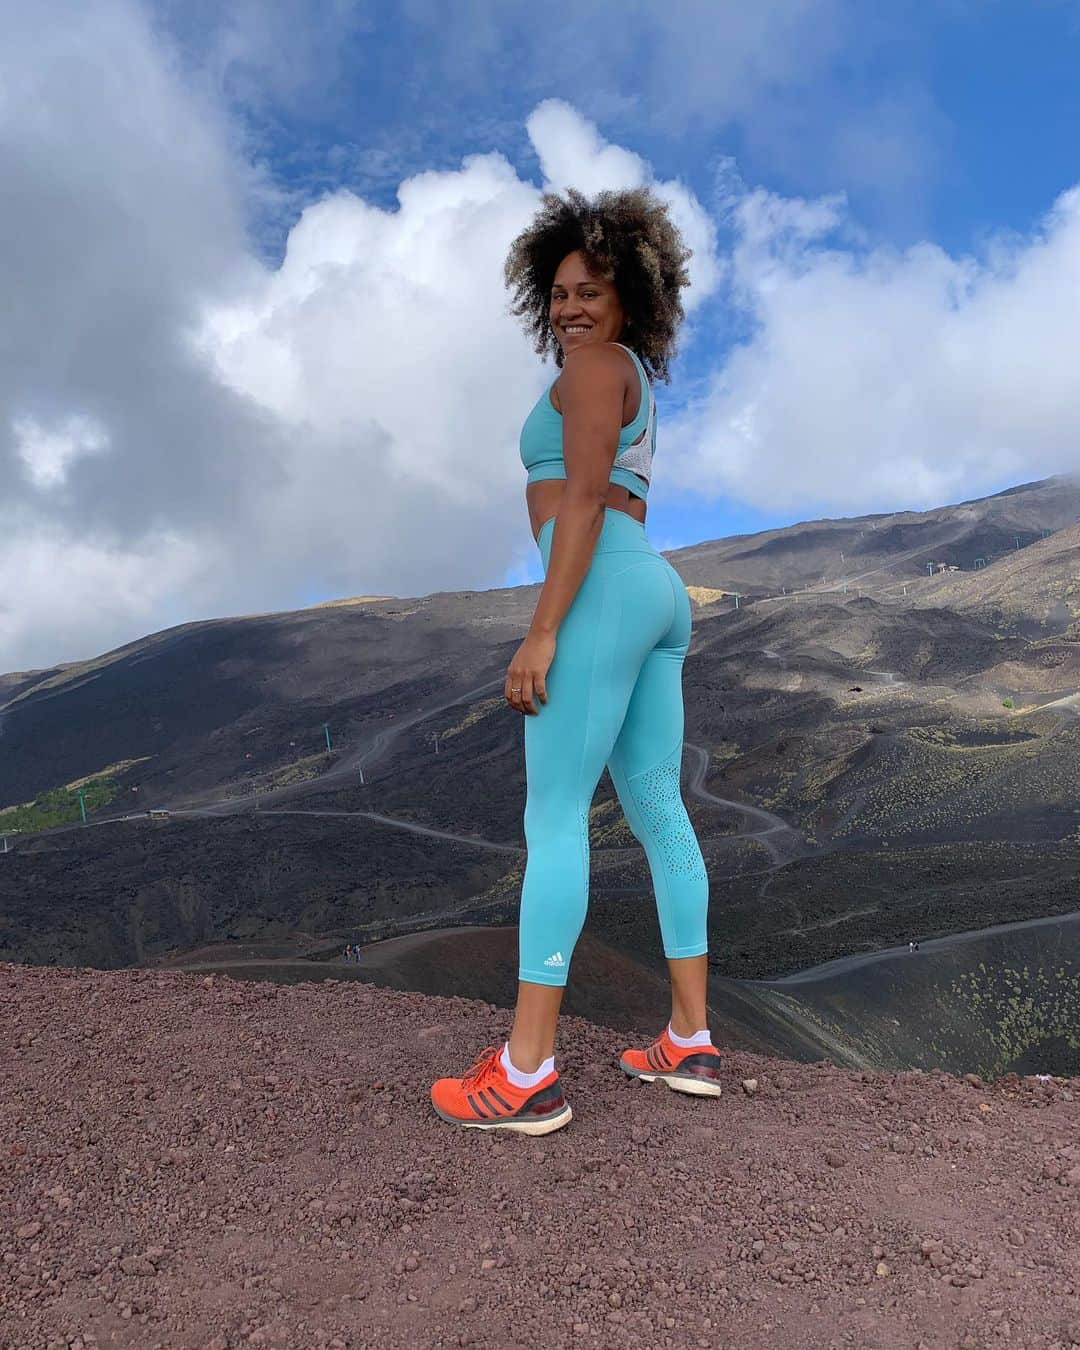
[
  {"x1": 527, "y1": 479, "x2": 647, "y2": 543},
  {"x1": 526, "y1": 372, "x2": 648, "y2": 543}
]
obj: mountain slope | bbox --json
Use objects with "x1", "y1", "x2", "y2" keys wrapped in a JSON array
[
  {"x1": 912, "y1": 521, "x2": 1080, "y2": 635},
  {"x1": 3, "y1": 474, "x2": 1079, "y2": 986},
  {"x1": 668, "y1": 474, "x2": 1080, "y2": 598}
]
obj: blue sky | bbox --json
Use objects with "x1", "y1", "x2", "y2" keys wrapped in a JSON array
[
  {"x1": 4, "y1": 1, "x2": 1080, "y2": 667},
  {"x1": 189, "y1": 3, "x2": 1080, "y2": 256},
  {"x1": 179, "y1": 0, "x2": 1080, "y2": 571}
]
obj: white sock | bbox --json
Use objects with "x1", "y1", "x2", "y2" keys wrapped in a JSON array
[
  {"x1": 668, "y1": 1022, "x2": 712, "y2": 1048},
  {"x1": 500, "y1": 1042, "x2": 555, "y2": 1088}
]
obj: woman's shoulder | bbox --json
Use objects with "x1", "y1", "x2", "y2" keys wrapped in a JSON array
[
  {"x1": 550, "y1": 342, "x2": 643, "y2": 413},
  {"x1": 560, "y1": 341, "x2": 641, "y2": 384}
]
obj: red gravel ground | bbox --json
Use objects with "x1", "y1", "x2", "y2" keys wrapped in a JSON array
[{"x1": 2, "y1": 963, "x2": 1079, "y2": 1350}]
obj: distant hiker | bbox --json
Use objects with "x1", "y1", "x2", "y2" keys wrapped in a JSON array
[
  {"x1": 914, "y1": 941, "x2": 921, "y2": 952},
  {"x1": 343, "y1": 945, "x2": 353, "y2": 963},
  {"x1": 430, "y1": 188, "x2": 721, "y2": 1137},
  {"x1": 909, "y1": 941, "x2": 916, "y2": 954}
]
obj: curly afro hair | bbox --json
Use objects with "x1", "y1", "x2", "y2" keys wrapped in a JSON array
[{"x1": 503, "y1": 185, "x2": 692, "y2": 384}]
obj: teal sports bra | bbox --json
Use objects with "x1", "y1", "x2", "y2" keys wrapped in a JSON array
[{"x1": 519, "y1": 342, "x2": 656, "y2": 500}]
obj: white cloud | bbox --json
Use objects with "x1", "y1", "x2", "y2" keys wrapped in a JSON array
[
  {"x1": 527, "y1": 101, "x2": 649, "y2": 199},
  {"x1": 194, "y1": 103, "x2": 723, "y2": 618},
  {"x1": 0, "y1": 515, "x2": 208, "y2": 674},
  {"x1": 0, "y1": 0, "x2": 270, "y2": 670},
  {"x1": 196, "y1": 153, "x2": 544, "y2": 508},
  {"x1": 1, "y1": 15, "x2": 720, "y2": 671},
  {"x1": 13, "y1": 415, "x2": 110, "y2": 490},
  {"x1": 527, "y1": 101, "x2": 722, "y2": 310},
  {"x1": 664, "y1": 180, "x2": 1080, "y2": 512},
  {"x1": 8, "y1": 2, "x2": 1080, "y2": 678},
  {"x1": 197, "y1": 100, "x2": 723, "y2": 509}
]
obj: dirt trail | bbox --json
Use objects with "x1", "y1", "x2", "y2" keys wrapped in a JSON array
[
  {"x1": 39, "y1": 672, "x2": 809, "y2": 882},
  {"x1": 2, "y1": 963, "x2": 1078, "y2": 1350},
  {"x1": 683, "y1": 741, "x2": 808, "y2": 866}
]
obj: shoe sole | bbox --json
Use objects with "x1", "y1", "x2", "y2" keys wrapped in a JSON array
[
  {"x1": 431, "y1": 1102, "x2": 573, "y2": 1135},
  {"x1": 619, "y1": 1059, "x2": 723, "y2": 1097}
]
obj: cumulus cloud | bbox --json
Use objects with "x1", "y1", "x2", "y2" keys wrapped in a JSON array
[
  {"x1": 0, "y1": 0, "x2": 268, "y2": 671},
  {"x1": 1, "y1": 6, "x2": 719, "y2": 672},
  {"x1": 194, "y1": 97, "x2": 722, "y2": 604},
  {"x1": 7, "y1": 1, "x2": 1080, "y2": 679},
  {"x1": 526, "y1": 101, "x2": 722, "y2": 310},
  {"x1": 663, "y1": 174, "x2": 1080, "y2": 512},
  {"x1": 197, "y1": 99, "x2": 721, "y2": 496}
]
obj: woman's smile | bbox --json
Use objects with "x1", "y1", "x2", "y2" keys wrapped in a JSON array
[{"x1": 550, "y1": 249, "x2": 627, "y2": 352}]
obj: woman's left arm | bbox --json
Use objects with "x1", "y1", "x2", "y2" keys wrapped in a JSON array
[{"x1": 505, "y1": 344, "x2": 625, "y2": 715}]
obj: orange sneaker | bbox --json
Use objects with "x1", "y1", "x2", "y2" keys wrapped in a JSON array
[
  {"x1": 430, "y1": 1044, "x2": 572, "y2": 1135},
  {"x1": 619, "y1": 1027, "x2": 723, "y2": 1097}
]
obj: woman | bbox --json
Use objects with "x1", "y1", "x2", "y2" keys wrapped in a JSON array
[{"x1": 430, "y1": 186, "x2": 721, "y2": 1135}]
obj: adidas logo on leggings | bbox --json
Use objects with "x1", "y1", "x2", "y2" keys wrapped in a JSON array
[{"x1": 543, "y1": 951, "x2": 565, "y2": 967}]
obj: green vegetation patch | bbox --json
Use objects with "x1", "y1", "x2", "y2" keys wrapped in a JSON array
[
  {"x1": 0, "y1": 769, "x2": 124, "y2": 834},
  {"x1": 944, "y1": 961, "x2": 1080, "y2": 1078}
]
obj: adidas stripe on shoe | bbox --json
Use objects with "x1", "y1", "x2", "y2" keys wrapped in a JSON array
[{"x1": 619, "y1": 1026, "x2": 723, "y2": 1097}]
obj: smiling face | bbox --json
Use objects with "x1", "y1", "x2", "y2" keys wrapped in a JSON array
[{"x1": 549, "y1": 249, "x2": 627, "y2": 356}]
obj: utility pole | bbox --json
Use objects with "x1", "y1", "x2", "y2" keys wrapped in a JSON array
[
  {"x1": 358, "y1": 765, "x2": 365, "y2": 785},
  {"x1": 75, "y1": 787, "x2": 88, "y2": 825},
  {"x1": 733, "y1": 592, "x2": 741, "y2": 610},
  {"x1": 433, "y1": 733, "x2": 439, "y2": 755},
  {"x1": 323, "y1": 722, "x2": 332, "y2": 751},
  {"x1": 926, "y1": 563, "x2": 934, "y2": 577},
  {"x1": 1014, "y1": 536, "x2": 1021, "y2": 550}
]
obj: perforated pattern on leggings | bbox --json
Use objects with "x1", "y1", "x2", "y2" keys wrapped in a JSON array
[{"x1": 630, "y1": 748, "x2": 708, "y2": 879}]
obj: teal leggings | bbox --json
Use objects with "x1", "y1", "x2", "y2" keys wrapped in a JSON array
[{"x1": 519, "y1": 507, "x2": 709, "y2": 986}]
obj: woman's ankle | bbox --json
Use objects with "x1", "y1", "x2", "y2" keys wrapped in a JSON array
[
  {"x1": 506, "y1": 1038, "x2": 552, "y2": 1075},
  {"x1": 668, "y1": 1014, "x2": 708, "y2": 1040}
]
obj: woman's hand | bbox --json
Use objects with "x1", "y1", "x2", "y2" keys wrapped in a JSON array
[{"x1": 505, "y1": 629, "x2": 555, "y2": 715}]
